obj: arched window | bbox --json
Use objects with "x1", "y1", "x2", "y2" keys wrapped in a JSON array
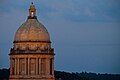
[{"x1": 31, "y1": 11, "x2": 34, "y2": 17}]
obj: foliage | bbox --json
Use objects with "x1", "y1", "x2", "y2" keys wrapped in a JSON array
[
  {"x1": 0, "y1": 68, "x2": 10, "y2": 80},
  {"x1": 55, "y1": 71, "x2": 120, "y2": 80}
]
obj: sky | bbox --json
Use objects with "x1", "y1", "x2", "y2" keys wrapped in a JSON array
[{"x1": 0, "y1": 0, "x2": 120, "y2": 74}]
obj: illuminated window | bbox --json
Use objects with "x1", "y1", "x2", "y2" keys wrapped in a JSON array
[{"x1": 31, "y1": 11, "x2": 34, "y2": 17}]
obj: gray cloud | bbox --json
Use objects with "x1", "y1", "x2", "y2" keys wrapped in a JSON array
[{"x1": 0, "y1": 0, "x2": 120, "y2": 74}]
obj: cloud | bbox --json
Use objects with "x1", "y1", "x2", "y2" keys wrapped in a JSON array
[
  {"x1": 1, "y1": 0, "x2": 120, "y2": 22},
  {"x1": 84, "y1": 7, "x2": 94, "y2": 17},
  {"x1": 0, "y1": 0, "x2": 120, "y2": 73}
]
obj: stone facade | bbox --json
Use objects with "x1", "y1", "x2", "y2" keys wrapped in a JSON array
[
  {"x1": 9, "y1": 3, "x2": 55, "y2": 80},
  {"x1": 9, "y1": 53, "x2": 54, "y2": 80}
]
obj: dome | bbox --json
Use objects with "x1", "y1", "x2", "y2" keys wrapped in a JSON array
[
  {"x1": 14, "y1": 19, "x2": 50, "y2": 42},
  {"x1": 14, "y1": 3, "x2": 50, "y2": 42}
]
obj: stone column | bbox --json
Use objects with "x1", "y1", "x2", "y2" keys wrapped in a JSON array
[
  {"x1": 28, "y1": 58, "x2": 30, "y2": 75},
  {"x1": 46, "y1": 58, "x2": 50, "y2": 75},
  {"x1": 25, "y1": 58, "x2": 26, "y2": 75},
  {"x1": 39, "y1": 58, "x2": 41, "y2": 75},
  {"x1": 36, "y1": 58, "x2": 38, "y2": 75},
  {"x1": 14, "y1": 58, "x2": 17, "y2": 75},
  {"x1": 10, "y1": 58, "x2": 13, "y2": 75},
  {"x1": 17, "y1": 58, "x2": 19, "y2": 75},
  {"x1": 52, "y1": 58, "x2": 54, "y2": 75},
  {"x1": 44, "y1": 58, "x2": 46, "y2": 75}
]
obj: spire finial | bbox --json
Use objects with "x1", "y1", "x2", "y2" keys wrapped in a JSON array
[
  {"x1": 28, "y1": 2, "x2": 37, "y2": 19},
  {"x1": 31, "y1": 2, "x2": 33, "y2": 5}
]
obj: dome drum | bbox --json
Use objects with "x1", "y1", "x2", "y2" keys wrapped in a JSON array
[
  {"x1": 10, "y1": 48, "x2": 54, "y2": 54},
  {"x1": 13, "y1": 42, "x2": 51, "y2": 50}
]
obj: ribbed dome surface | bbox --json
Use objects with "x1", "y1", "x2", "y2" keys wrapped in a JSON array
[{"x1": 14, "y1": 19, "x2": 50, "y2": 42}]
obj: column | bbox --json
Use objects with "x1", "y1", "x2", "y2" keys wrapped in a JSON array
[
  {"x1": 36, "y1": 58, "x2": 38, "y2": 75},
  {"x1": 46, "y1": 58, "x2": 50, "y2": 75},
  {"x1": 10, "y1": 58, "x2": 13, "y2": 75},
  {"x1": 25, "y1": 58, "x2": 26, "y2": 75},
  {"x1": 17, "y1": 58, "x2": 19, "y2": 75},
  {"x1": 16, "y1": 58, "x2": 17, "y2": 75},
  {"x1": 52, "y1": 58, "x2": 54, "y2": 75},
  {"x1": 28, "y1": 58, "x2": 30, "y2": 75},
  {"x1": 14, "y1": 58, "x2": 17, "y2": 75},
  {"x1": 44, "y1": 58, "x2": 46, "y2": 75},
  {"x1": 39, "y1": 58, "x2": 41, "y2": 75}
]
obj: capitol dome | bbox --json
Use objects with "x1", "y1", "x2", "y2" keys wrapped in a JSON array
[
  {"x1": 14, "y1": 3, "x2": 50, "y2": 42},
  {"x1": 14, "y1": 19, "x2": 50, "y2": 42}
]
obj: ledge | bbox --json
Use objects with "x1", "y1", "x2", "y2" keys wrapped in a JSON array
[{"x1": 13, "y1": 41, "x2": 51, "y2": 43}]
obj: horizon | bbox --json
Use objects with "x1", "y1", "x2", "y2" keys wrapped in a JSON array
[
  {"x1": 0, "y1": 68, "x2": 120, "y2": 75},
  {"x1": 0, "y1": 0, "x2": 120, "y2": 74}
]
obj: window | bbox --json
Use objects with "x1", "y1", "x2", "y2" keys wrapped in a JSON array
[
  {"x1": 20, "y1": 59, "x2": 25, "y2": 75},
  {"x1": 30, "y1": 58, "x2": 35, "y2": 75},
  {"x1": 31, "y1": 11, "x2": 34, "y2": 17},
  {"x1": 41, "y1": 58, "x2": 46, "y2": 75}
]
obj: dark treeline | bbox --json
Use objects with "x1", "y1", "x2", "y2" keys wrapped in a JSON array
[
  {"x1": 0, "y1": 68, "x2": 120, "y2": 80},
  {"x1": 0, "y1": 68, "x2": 10, "y2": 80},
  {"x1": 55, "y1": 71, "x2": 120, "y2": 80}
]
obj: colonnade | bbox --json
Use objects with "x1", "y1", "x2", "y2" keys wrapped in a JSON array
[{"x1": 10, "y1": 57, "x2": 54, "y2": 76}]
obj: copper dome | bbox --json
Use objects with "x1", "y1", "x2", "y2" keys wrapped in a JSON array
[{"x1": 14, "y1": 19, "x2": 50, "y2": 42}]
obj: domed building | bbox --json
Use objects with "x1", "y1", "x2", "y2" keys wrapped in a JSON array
[{"x1": 9, "y1": 3, "x2": 55, "y2": 80}]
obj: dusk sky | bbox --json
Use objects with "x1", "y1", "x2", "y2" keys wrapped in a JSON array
[{"x1": 0, "y1": 0, "x2": 120, "y2": 74}]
